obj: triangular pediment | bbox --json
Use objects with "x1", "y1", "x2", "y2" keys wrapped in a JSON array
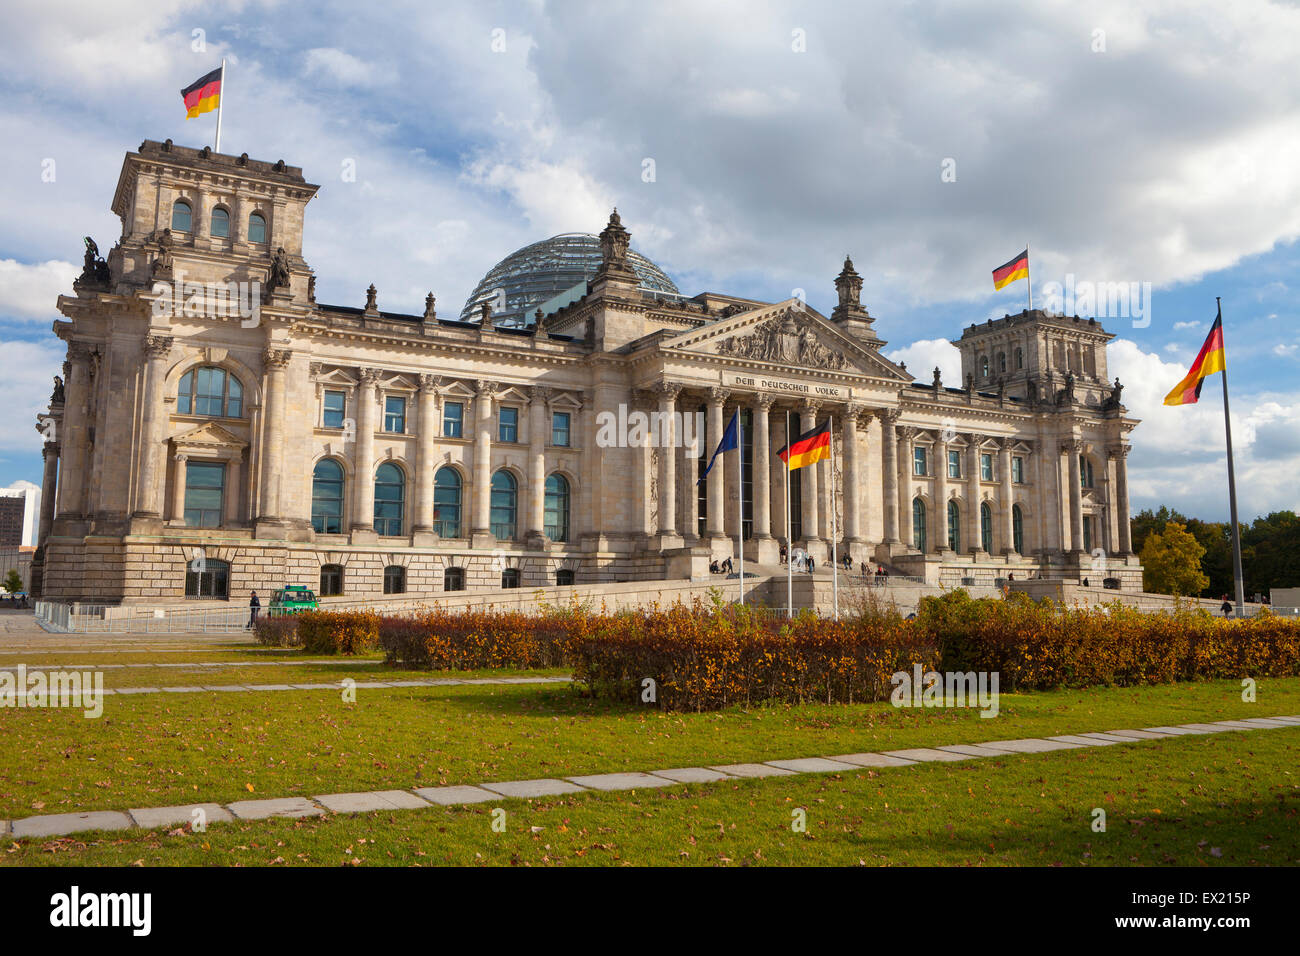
[
  {"x1": 171, "y1": 421, "x2": 247, "y2": 450},
  {"x1": 662, "y1": 300, "x2": 909, "y2": 380}
]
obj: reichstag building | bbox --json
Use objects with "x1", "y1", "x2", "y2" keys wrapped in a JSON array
[{"x1": 32, "y1": 140, "x2": 1141, "y2": 603}]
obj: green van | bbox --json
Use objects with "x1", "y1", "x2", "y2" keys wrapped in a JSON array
[{"x1": 269, "y1": 585, "x2": 319, "y2": 615}]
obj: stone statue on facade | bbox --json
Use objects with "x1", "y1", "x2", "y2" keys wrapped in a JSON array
[
  {"x1": 715, "y1": 312, "x2": 846, "y2": 369},
  {"x1": 79, "y1": 236, "x2": 110, "y2": 285},
  {"x1": 268, "y1": 247, "x2": 292, "y2": 294},
  {"x1": 932, "y1": 366, "x2": 942, "y2": 390},
  {"x1": 51, "y1": 376, "x2": 64, "y2": 405}
]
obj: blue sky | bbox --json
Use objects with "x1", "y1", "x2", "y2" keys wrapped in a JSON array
[{"x1": 2, "y1": 0, "x2": 1299, "y2": 522}]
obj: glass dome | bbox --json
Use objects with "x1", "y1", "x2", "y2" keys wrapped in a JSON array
[{"x1": 459, "y1": 232, "x2": 679, "y2": 328}]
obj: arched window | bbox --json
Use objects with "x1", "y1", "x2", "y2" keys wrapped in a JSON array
[
  {"x1": 501, "y1": 568, "x2": 521, "y2": 589},
  {"x1": 912, "y1": 498, "x2": 927, "y2": 552},
  {"x1": 320, "y1": 564, "x2": 343, "y2": 597},
  {"x1": 311, "y1": 459, "x2": 344, "y2": 534},
  {"x1": 211, "y1": 207, "x2": 230, "y2": 238},
  {"x1": 947, "y1": 500, "x2": 960, "y2": 552},
  {"x1": 383, "y1": 565, "x2": 405, "y2": 594},
  {"x1": 433, "y1": 467, "x2": 462, "y2": 538},
  {"x1": 444, "y1": 567, "x2": 465, "y2": 592},
  {"x1": 1015, "y1": 347, "x2": 1024, "y2": 370},
  {"x1": 1080, "y1": 456, "x2": 1095, "y2": 488},
  {"x1": 248, "y1": 212, "x2": 267, "y2": 244},
  {"x1": 373, "y1": 463, "x2": 405, "y2": 536},
  {"x1": 171, "y1": 199, "x2": 192, "y2": 232},
  {"x1": 544, "y1": 474, "x2": 570, "y2": 542},
  {"x1": 178, "y1": 367, "x2": 243, "y2": 418},
  {"x1": 185, "y1": 557, "x2": 229, "y2": 599},
  {"x1": 980, "y1": 502, "x2": 993, "y2": 552},
  {"x1": 555, "y1": 568, "x2": 575, "y2": 587},
  {"x1": 490, "y1": 470, "x2": 517, "y2": 540},
  {"x1": 1012, "y1": 504, "x2": 1024, "y2": 554},
  {"x1": 998, "y1": 352, "x2": 1007, "y2": 374},
  {"x1": 980, "y1": 355, "x2": 989, "y2": 379}
]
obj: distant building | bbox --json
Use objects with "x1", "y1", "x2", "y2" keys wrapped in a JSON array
[{"x1": 0, "y1": 483, "x2": 39, "y2": 548}]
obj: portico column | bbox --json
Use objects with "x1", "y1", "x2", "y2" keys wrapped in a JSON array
[
  {"x1": 753, "y1": 396, "x2": 774, "y2": 541},
  {"x1": 842, "y1": 405, "x2": 863, "y2": 551},
  {"x1": 170, "y1": 453, "x2": 188, "y2": 522},
  {"x1": 1000, "y1": 437, "x2": 1016, "y2": 553},
  {"x1": 879, "y1": 410, "x2": 900, "y2": 545},
  {"x1": 1113, "y1": 445, "x2": 1132, "y2": 554},
  {"x1": 967, "y1": 435, "x2": 983, "y2": 553},
  {"x1": 350, "y1": 368, "x2": 379, "y2": 533},
  {"x1": 681, "y1": 396, "x2": 700, "y2": 540},
  {"x1": 898, "y1": 425, "x2": 915, "y2": 549},
  {"x1": 1066, "y1": 440, "x2": 1084, "y2": 553},
  {"x1": 133, "y1": 334, "x2": 173, "y2": 518},
  {"x1": 799, "y1": 401, "x2": 822, "y2": 553},
  {"x1": 37, "y1": 441, "x2": 59, "y2": 545},
  {"x1": 526, "y1": 386, "x2": 549, "y2": 544},
  {"x1": 257, "y1": 348, "x2": 290, "y2": 522},
  {"x1": 225, "y1": 455, "x2": 241, "y2": 526},
  {"x1": 657, "y1": 384, "x2": 681, "y2": 541},
  {"x1": 934, "y1": 434, "x2": 949, "y2": 553},
  {"x1": 706, "y1": 388, "x2": 728, "y2": 542},
  {"x1": 414, "y1": 374, "x2": 438, "y2": 532},
  {"x1": 472, "y1": 380, "x2": 497, "y2": 542}
]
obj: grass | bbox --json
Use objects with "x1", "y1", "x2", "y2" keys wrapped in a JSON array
[
  {"x1": 2, "y1": 671, "x2": 1298, "y2": 820},
  {"x1": 5, "y1": 728, "x2": 1297, "y2": 866}
]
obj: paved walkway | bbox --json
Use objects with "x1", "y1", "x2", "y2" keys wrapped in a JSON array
[{"x1": 4, "y1": 714, "x2": 1296, "y2": 840}]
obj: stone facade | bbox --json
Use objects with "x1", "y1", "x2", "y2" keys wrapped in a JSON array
[{"x1": 33, "y1": 140, "x2": 1141, "y2": 604}]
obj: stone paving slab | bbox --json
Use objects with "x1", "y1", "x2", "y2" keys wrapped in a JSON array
[
  {"x1": 0, "y1": 821, "x2": 8, "y2": 837},
  {"x1": 290, "y1": 683, "x2": 336, "y2": 690},
  {"x1": 160, "y1": 685, "x2": 205, "y2": 693},
  {"x1": 129, "y1": 803, "x2": 234, "y2": 829},
  {"x1": 882, "y1": 747, "x2": 974, "y2": 762},
  {"x1": 12, "y1": 810, "x2": 134, "y2": 838},
  {"x1": 827, "y1": 752, "x2": 919, "y2": 767},
  {"x1": 1048, "y1": 734, "x2": 1126, "y2": 746},
  {"x1": 1074, "y1": 732, "x2": 1144, "y2": 743},
  {"x1": 936, "y1": 744, "x2": 1016, "y2": 757},
  {"x1": 480, "y1": 778, "x2": 589, "y2": 798},
  {"x1": 1179, "y1": 723, "x2": 1238, "y2": 733},
  {"x1": 226, "y1": 797, "x2": 324, "y2": 820},
  {"x1": 764, "y1": 757, "x2": 859, "y2": 773},
  {"x1": 650, "y1": 767, "x2": 733, "y2": 783},
  {"x1": 245, "y1": 684, "x2": 294, "y2": 691},
  {"x1": 1144, "y1": 726, "x2": 1212, "y2": 735},
  {"x1": 314, "y1": 790, "x2": 432, "y2": 813},
  {"x1": 977, "y1": 738, "x2": 1082, "y2": 753},
  {"x1": 349, "y1": 682, "x2": 394, "y2": 689},
  {"x1": 379, "y1": 680, "x2": 433, "y2": 687},
  {"x1": 1103, "y1": 729, "x2": 1176, "y2": 739},
  {"x1": 1235, "y1": 717, "x2": 1296, "y2": 728},
  {"x1": 413, "y1": 785, "x2": 498, "y2": 805},
  {"x1": 203, "y1": 685, "x2": 252, "y2": 692},
  {"x1": 566, "y1": 772, "x2": 677, "y2": 791},
  {"x1": 1210, "y1": 720, "x2": 1259, "y2": 730},
  {"x1": 1264, "y1": 715, "x2": 1300, "y2": 724},
  {"x1": 708, "y1": 762, "x2": 797, "y2": 778}
]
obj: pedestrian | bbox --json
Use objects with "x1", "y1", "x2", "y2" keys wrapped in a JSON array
[
  {"x1": 779, "y1": 544, "x2": 787, "y2": 565},
  {"x1": 1220, "y1": 599, "x2": 1233, "y2": 618},
  {"x1": 1007, "y1": 572, "x2": 1015, "y2": 582},
  {"x1": 807, "y1": 555, "x2": 816, "y2": 573},
  {"x1": 247, "y1": 590, "x2": 261, "y2": 629}
]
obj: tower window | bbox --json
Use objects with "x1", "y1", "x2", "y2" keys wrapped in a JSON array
[{"x1": 171, "y1": 199, "x2": 192, "y2": 232}]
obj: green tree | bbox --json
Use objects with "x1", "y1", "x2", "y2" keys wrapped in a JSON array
[
  {"x1": 2, "y1": 569, "x2": 22, "y2": 594},
  {"x1": 1140, "y1": 522, "x2": 1209, "y2": 596}
]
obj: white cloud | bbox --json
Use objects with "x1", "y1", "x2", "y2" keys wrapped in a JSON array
[
  {"x1": 0, "y1": 339, "x2": 64, "y2": 477},
  {"x1": 1173, "y1": 321, "x2": 1203, "y2": 330},
  {"x1": 302, "y1": 48, "x2": 393, "y2": 88},
  {"x1": 885, "y1": 338, "x2": 961, "y2": 384},
  {"x1": 0, "y1": 260, "x2": 79, "y2": 322},
  {"x1": 1272, "y1": 343, "x2": 1298, "y2": 357}
]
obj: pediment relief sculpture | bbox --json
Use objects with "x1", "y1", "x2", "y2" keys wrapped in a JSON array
[{"x1": 714, "y1": 314, "x2": 847, "y2": 370}]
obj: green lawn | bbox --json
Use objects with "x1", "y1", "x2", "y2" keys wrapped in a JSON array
[
  {"x1": 6, "y1": 728, "x2": 1296, "y2": 866},
  {"x1": 2, "y1": 672, "x2": 1297, "y2": 820}
]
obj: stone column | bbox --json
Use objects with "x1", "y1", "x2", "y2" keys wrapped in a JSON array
[
  {"x1": 1066, "y1": 440, "x2": 1084, "y2": 552},
  {"x1": 843, "y1": 405, "x2": 864, "y2": 551},
  {"x1": 933, "y1": 434, "x2": 949, "y2": 553},
  {"x1": 471, "y1": 380, "x2": 497, "y2": 545},
  {"x1": 257, "y1": 348, "x2": 291, "y2": 523},
  {"x1": 351, "y1": 368, "x2": 379, "y2": 534},
  {"x1": 414, "y1": 374, "x2": 438, "y2": 533},
  {"x1": 968, "y1": 435, "x2": 983, "y2": 553},
  {"x1": 706, "y1": 388, "x2": 728, "y2": 543},
  {"x1": 657, "y1": 384, "x2": 681, "y2": 544},
  {"x1": 898, "y1": 425, "x2": 915, "y2": 549},
  {"x1": 879, "y1": 411, "x2": 900, "y2": 545},
  {"x1": 225, "y1": 455, "x2": 242, "y2": 526},
  {"x1": 37, "y1": 441, "x2": 59, "y2": 545},
  {"x1": 527, "y1": 386, "x2": 549, "y2": 544},
  {"x1": 1000, "y1": 437, "x2": 1016, "y2": 553},
  {"x1": 753, "y1": 396, "x2": 774, "y2": 542},
  {"x1": 132, "y1": 334, "x2": 173, "y2": 518},
  {"x1": 799, "y1": 401, "x2": 822, "y2": 555},
  {"x1": 681, "y1": 396, "x2": 700, "y2": 540},
  {"x1": 1113, "y1": 445, "x2": 1132, "y2": 554},
  {"x1": 170, "y1": 453, "x2": 188, "y2": 523}
]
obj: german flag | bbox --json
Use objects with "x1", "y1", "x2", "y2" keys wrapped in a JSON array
[
  {"x1": 992, "y1": 249, "x2": 1029, "y2": 291},
  {"x1": 182, "y1": 67, "x2": 222, "y2": 119},
  {"x1": 1164, "y1": 310, "x2": 1226, "y2": 406},
  {"x1": 778, "y1": 421, "x2": 831, "y2": 471}
]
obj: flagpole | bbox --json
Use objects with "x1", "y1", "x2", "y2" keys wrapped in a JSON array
[
  {"x1": 832, "y1": 421, "x2": 842, "y2": 618},
  {"x1": 1026, "y1": 242, "x2": 1032, "y2": 312},
  {"x1": 785, "y1": 410, "x2": 793, "y2": 618},
  {"x1": 1218, "y1": 298, "x2": 1246, "y2": 616},
  {"x1": 214, "y1": 57, "x2": 226, "y2": 153},
  {"x1": 737, "y1": 410, "x2": 745, "y2": 607}
]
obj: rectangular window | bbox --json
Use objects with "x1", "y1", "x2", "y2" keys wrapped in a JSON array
[
  {"x1": 948, "y1": 450, "x2": 961, "y2": 479},
  {"x1": 323, "y1": 390, "x2": 346, "y2": 429},
  {"x1": 552, "y1": 411, "x2": 571, "y2": 447},
  {"x1": 499, "y1": 406, "x2": 518, "y2": 443},
  {"x1": 980, "y1": 453, "x2": 993, "y2": 481},
  {"x1": 1012, "y1": 456, "x2": 1025, "y2": 483},
  {"x1": 384, "y1": 396, "x2": 406, "y2": 433},
  {"x1": 443, "y1": 402, "x2": 463, "y2": 438},
  {"x1": 184, "y1": 461, "x2": 225, "y2": 528},
  {"x1": 913, "y1": 446, "x2": 927, "y2": 476}
]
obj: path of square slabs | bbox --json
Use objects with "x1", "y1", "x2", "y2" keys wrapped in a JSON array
[{"x1": 4, "y1": 715, "x2": 1298, "y2": 841}]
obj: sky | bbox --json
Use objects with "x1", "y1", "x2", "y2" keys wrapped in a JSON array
[{"x1": 1, "y1": 0, "x2": 1298, "y2": 522}]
